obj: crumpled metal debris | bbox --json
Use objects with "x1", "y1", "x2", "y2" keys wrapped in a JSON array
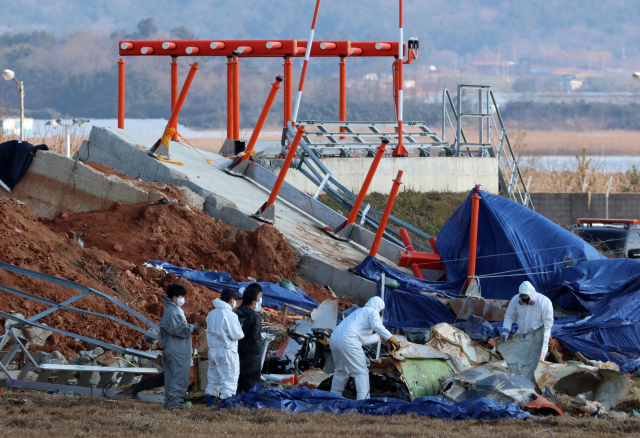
[
  {"x1": 523, "y1": 393, "x2": 564, "y2": 416},
  {"x1": 295, "y1": 368, "x2": 331, "y2": 389},
  {"x1": 439, "y1": 363, "x2": 535, "y2": 405},
  {"x1": 496, "y1": 326, "x2": 545, "y2": 386},
  {"x1": 426, "y1": 323, "x2": 498, "y2": 372},
  {"x1": 536, "y1": 362, "x2": 639, "y2": 409}
]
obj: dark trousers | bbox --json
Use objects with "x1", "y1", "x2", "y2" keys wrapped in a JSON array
[{"x1": 237, "y1": 352, "x2": 261, "y2": 393}]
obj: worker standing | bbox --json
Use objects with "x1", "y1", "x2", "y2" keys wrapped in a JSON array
[
  {"x1": 205, "y1": 289, "x2": 244, "y2": 407},
  {"x1": 329, "y1": 296, "x2": 400, "y2": 400},
  {"x1": 501, "y1": 281, "x2": 554, "y2": 360},
  {"x1": 159, "y1": 283, "x2": 199, "y2": 410},
  {"x1": 236, "y1": 283, "x2": 264, "y2": 393}
]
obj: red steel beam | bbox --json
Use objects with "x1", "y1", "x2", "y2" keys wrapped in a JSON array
[
  {"x1": 119, "y1": 39, "x2": 403, "y2": 58},
  {"x1": 232, "y1": 54, "x2": 240, "y2": 140},
  {"x1": 466, "y1": 189, "x2": 482, "y2": 289},
  {"x1": 170, "y1": 56, "x2": 178, "y2": 141},
  {"x1": 226, "y1": 56, "x2": 234, "y2": 141},
  {"x1": 369, "y1": 171, "x2": 403, "y2": 257},
  {"x1": 398, "y1": 229, "x2": 424, "y2": 279},
  {"x1": 119, "y1": 39, "x2": 298, "y2": 57},
  {"x1": 241, "y1": 76, "x2": 283, "y2": 162},
  {"x1": 117, "y1": 59, "x2": 125, "y2": 129},
  {"x1": 283, "y1": 56, "x2": 293, "y2": 128}
]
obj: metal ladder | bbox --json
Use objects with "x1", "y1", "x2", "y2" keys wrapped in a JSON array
[{"x1": 442, "y1": 85, "x2": 533, "y2": 209}]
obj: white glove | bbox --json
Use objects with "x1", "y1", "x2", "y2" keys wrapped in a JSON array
[{"x1": 261, "y1": 332, "x2": 276, "y2": 342}]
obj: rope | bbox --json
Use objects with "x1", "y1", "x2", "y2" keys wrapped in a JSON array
[
  {"x1": 410, "y1": 237, "x2": 627, "y2": 267},
  {"x1": 157, "y1": 126, "x2": 257, "y2": 165}
]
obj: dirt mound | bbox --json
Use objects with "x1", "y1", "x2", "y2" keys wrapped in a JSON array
[
  {"x1": 294, "y1": 277, "x2": 352, "y2": 311},
  {"x1": 0, "y1": 198, "x2": 319, "y2": 357},
  {"x1": 83, "y1": 161, "x2": 188, "y2": 203},
  {"x1": 42, "y1": 202, "x2": 296, "y2": 280}
]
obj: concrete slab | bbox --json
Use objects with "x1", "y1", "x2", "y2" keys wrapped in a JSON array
[
  {"x1": 259, "y1": 156, "x2": 499, "y2": 195},
  {"x1": 0, "y1": 151, "x2": 165, "y2": 219},
  {"x1": 77, "y1": 127, "x2": 387, "y2": 303}
]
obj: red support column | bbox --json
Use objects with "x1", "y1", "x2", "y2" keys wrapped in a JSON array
[
  {"x1": 393, "y1": 59, "x2": 399, "y2": 120},
  {"x1": 167, "y1": 63, "x2": 199, "y2": 131},
  {"x1": 233, "y1": 54, "x2": 240, "y2": 140},
  {"x1": 117, "y1": 59, "x2": 125, "y2": 129},
  {"x1": 226, "y1": 56, "x2": 234, "y2": 141},
  {"x1": 263, "y1": 126, "x2": 305, "y2": 209},
  {"x1": 343, "y1": 139, "x2": 387, "y2": 226},
  {"x1": 283, "y1": 56, "x2": 293, "y2": 128},
  {"x1": 399, "y1": 228, "x2": 424, "y2": 279},
  {"x1": 369, "y1": 171, "x2": 403, "y2": 257},
  {"x1": 241, "y1": 76, "x2": 283, "y2": 162},
  {"x1": 339, "y1": 56, "x2": 347, "y2": 139},
  {"x1": 466, "y1": 187, "x2": 482, "y2": 290},
  {"x1": 170, "y1": 56, "x2": 178, "y2": 141}
]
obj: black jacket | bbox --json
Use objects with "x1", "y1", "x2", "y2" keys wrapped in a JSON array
[
  {"x1": 0, "y1": 140, "x2": 48, "y2": 191},
  {"x1": 236, "y1": 305, "x2": 262, "y2": 356}
]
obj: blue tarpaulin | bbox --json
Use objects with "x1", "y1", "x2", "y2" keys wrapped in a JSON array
[
  {"x1": 218, "y1": 385, "x2": 531, "y2": 420},
  {"x1": 146, "y1": 261, "x2": 319, "y2": 312},
  {"x1": 355, "y1": 188, "x2": 640, "y2": 370}
]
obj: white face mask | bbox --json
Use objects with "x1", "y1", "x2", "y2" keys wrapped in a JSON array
[
  {"x1": 176, "y1": 296, "x2": 186, "y2": 307},
  {"x1": 231, "y1": 299, "x2": 236, "y2": 309},
  {"x1": 255, "y1": 297, "x2": 262, "y2": 313}
]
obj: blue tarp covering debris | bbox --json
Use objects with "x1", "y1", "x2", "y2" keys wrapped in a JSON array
[
  {"x1": 356, "y1": 188, "x2": 640, "y2": 371},
  {"x1": 145, "y1": 261, "x2": 319, "y2": 312},
  {"x1": 218, "y1": 385, "x2": 531, "y2": 420}
]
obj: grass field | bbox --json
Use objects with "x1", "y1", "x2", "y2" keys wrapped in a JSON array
[{"x1": 2, "y1": 392, "x2": 639, "y2": 438}]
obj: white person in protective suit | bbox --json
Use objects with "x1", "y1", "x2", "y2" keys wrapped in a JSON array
[
  {"x1": 329, "y1": 296, "x2": 401, "y2": 400},
  {"x1": 501, "y1": 281, "x2": 554, "y2": 360},
  {"x1": 205, "y1": 288, "x2": 244, "y2": 407}
]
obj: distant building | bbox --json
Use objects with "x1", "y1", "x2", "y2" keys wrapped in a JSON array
[{"x1": 1, "y1": 118, "x2": 34, "y2": 136}]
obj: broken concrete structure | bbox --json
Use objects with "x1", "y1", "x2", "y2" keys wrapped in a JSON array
[
  {"x1": 259, "y1": 156, "x2": 499, "y2": 195},
  {"x1": 0, "y1": 151, "x2": 167, "y2": 219},
  {"x1": 75, "y1": 127, "x2": 396, "y2": 305}
]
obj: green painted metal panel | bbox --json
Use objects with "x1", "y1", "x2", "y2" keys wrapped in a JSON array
[{"x1": 399, "y1": 359, "x2": 454, "y2": 399}]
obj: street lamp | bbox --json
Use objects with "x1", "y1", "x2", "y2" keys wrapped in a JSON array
[
  {"x1": 46, "y1": 118, "x2": 90, "y2": 157},
  {"x1": 2, "y1": 69, "x2": 25, "y2": 141}
]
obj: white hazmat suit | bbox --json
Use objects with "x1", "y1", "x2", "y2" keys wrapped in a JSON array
[
  {"x1": 503, "y1": 281, "x2": 554, "y2": 360},
  {"x1": 330, "y1": 296, "x2": 392, "y2": 400},
  {"x1": 205, "y1": 298, "x2": 245, "y2": 399}
]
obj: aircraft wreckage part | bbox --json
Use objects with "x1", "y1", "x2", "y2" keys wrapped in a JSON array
[
  {"x1": 450, "y1": 296, "x2": 509, "y2": 322},
  {"x1": 535, "y1": 362, "x2": 640, "y2": 409},
  {"x1": 439, "y1": 363, "x2": 536, "y2": 406},
  {"x1": 427, "y1": 323, "x2": 498, "y2": 372},
  {"x1": 523, "y1": 393, "x2": 563, "y2": 416},
  {"x1": 496, "y1": 326, "x2": 545, "y2": 386}
]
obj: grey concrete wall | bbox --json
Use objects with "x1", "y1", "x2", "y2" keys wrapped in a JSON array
[
  {"x1": 259, "y1": 156, "x2": 499, "y2": 195},
  {"x1": 0, "y1": 151, "x2": 165, "y2": 219},
  {"x1": 531, "y1": 192, "x2": 640, "y2": 225}
]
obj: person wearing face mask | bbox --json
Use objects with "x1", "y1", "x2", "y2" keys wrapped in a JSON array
[
  {"x1": 159, "y1": 283, "x2": 200, "y2": 410},
  {"x1": 500, "y1": 281, "x2": 554, "y2": 360},
  {"x1": 235, "y1": 283, "x2": 264, "y2": 394},
  {"x1": 205, "y1": 289, "x2": 244, "y2": 406}
]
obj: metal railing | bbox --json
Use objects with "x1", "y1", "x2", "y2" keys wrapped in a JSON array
[{"x1": 442, "y1": 85, "x2": 533, "y2": 209}]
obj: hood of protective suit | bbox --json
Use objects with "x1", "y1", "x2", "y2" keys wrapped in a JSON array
[
  {"x1": 213, "y1": 298, "x2": 232, "y2": 311},
  {"x1": 364, "y1": 296, "x2": 385, "y2": 313},
  {"x1": 518, "y1": 281, "x2": 539, "y2": 302},
  {"x1": 162, "y1": 294, "x2": 176, "y2": 307}
]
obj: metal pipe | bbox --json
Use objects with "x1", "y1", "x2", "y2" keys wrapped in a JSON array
[
  {"x1": 345, "y1": 139, "x2": 388, "y2": 226},
  {"x1": 226, "y1": 56, "x2": 234, "y2": 140},
  {"x1": 162, "y1": 42, "x2": 176, "y2": 50},
  {"x1": 233, "y1": 54, "x2": 240, "y2": 140},
  {"x1": 283, "y1": 56, "x2": 293, "y2": 128},
  {"x1": 236, "y1": 46, "x2": 253, "y2": 54},
  {"x1": 376, "y1": 271, "x2": 386, "y2": 359},
  {"x1": 64, "y1": 124, "x2": 70, "y2": 157},
  {"x1": 241, "y1": 76, "x2": 283, "y2": 162},
  {"x1": 320, "y1": 42, "x2": 337, "y2": 50},
  {"x1": 171, "y1": 56, "x2": 178, "y2": 141},
  {"x1": 117, "y1": 58, "x2": 125, "y2": 129},
  {"x1": 339, "y1": 56, "x2": 347, "y2": 138},
  {"x1": 263, "y1": 126, "x2": 306, "y2": 208},
  {"x1": 369, "y1": 170, "x2": 403, "y2": 257},
  {"x1": 375, "y1": 43, "x2": 392, "y2": 51},
  {"x1": 606, "y1": 176, "x2": 613, "y2": 219},
  {"x1": 399, "y1": 228, "x2": 424, "y2": 279},
  {"x1": 267, "y1": 42, "x2": 283, "y2": 49},
  {"x1": 167, "y1": 63, "x2": 199, "y2": 131},
  {"x1": 466, "y1": 188, "x2": 482, "y2": 289},
  {"x1": 313, "y1": 172, "x2": 331, "y2": 199},
  {"x1": 19, "y1": 82, "x2": 24, "y2": 141},
  {"x1": 141, "y1": 47, "x2": 154, "y2": 55},
  {"x1": 392, "y1": 0, "x2": 406, "y2": 156},
  {"x1": 291, "y1": 0, "x2": 322, "y2": 123},
  {"x1": 186, "y1": 46, "x2": 200, "y2": 54}
]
